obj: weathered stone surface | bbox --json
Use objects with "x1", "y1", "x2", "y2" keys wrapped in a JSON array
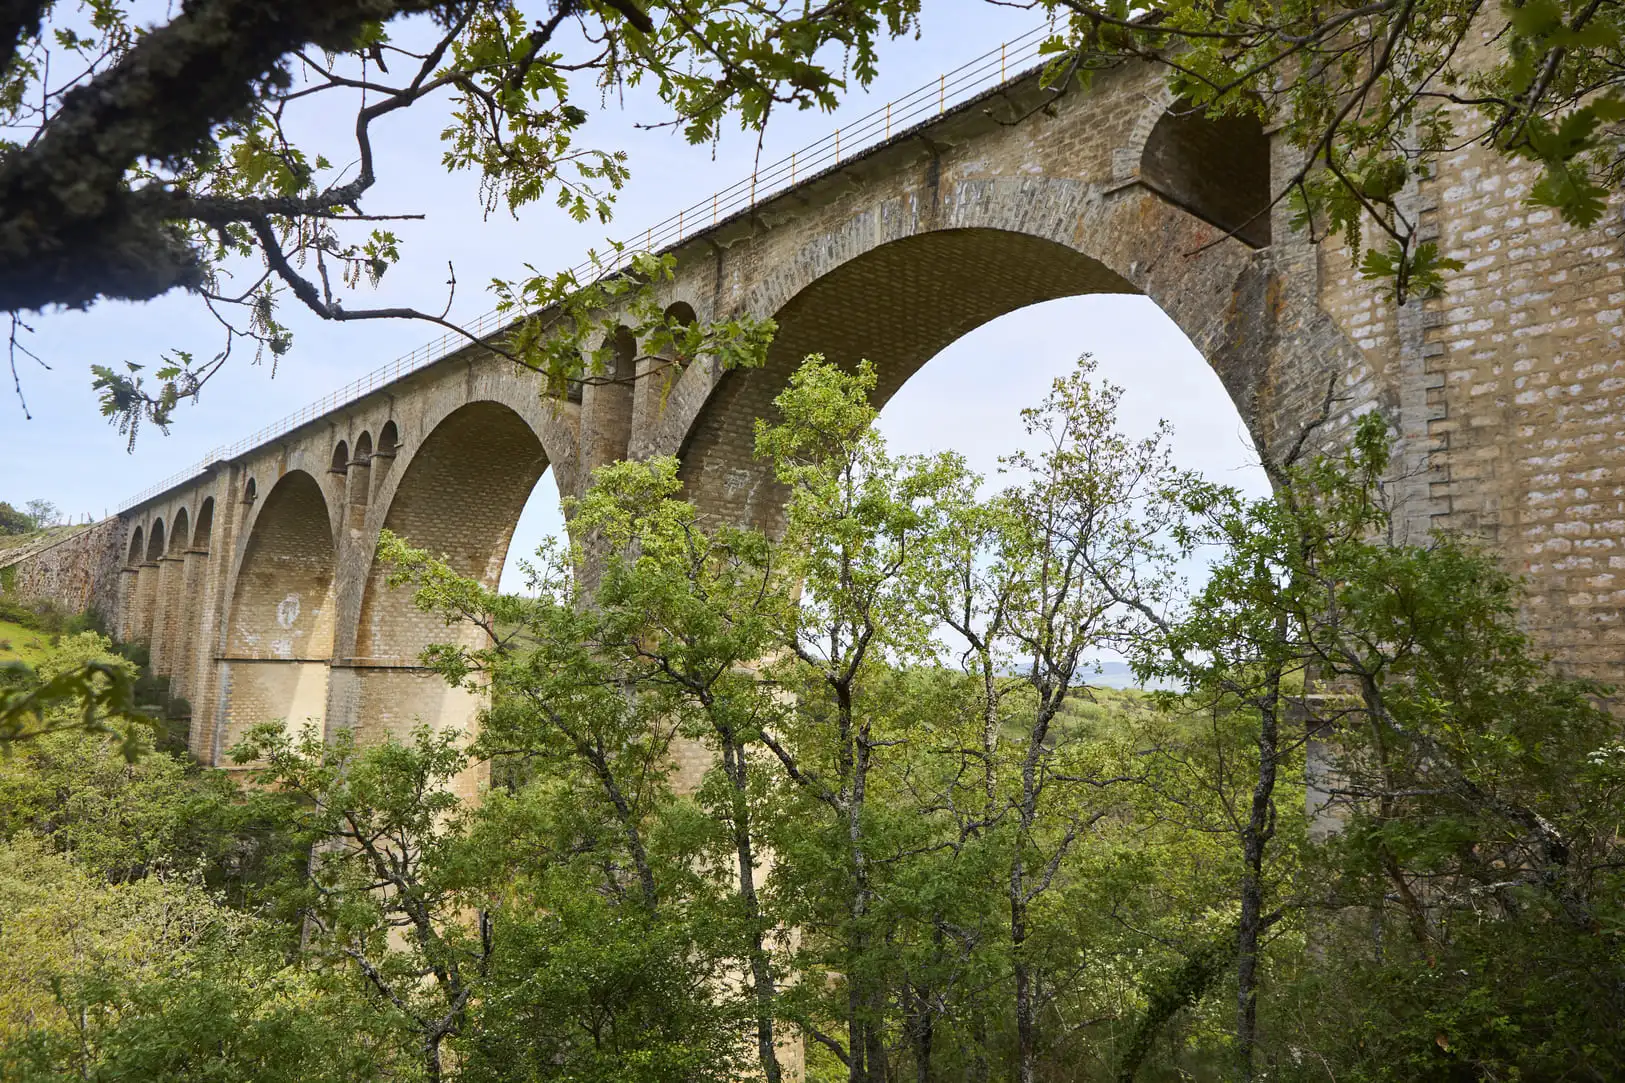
[
  {"x1": 0, "y1": 520, "x2": 123, "y2": 621},
  {"x1": 6, "y1": 51, "x2": 1620, "y2": 766}
]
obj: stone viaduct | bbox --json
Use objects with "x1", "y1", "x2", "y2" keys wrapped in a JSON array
[{"x1": 7, "y1": 39, "x2": 1623, "y2": 773}]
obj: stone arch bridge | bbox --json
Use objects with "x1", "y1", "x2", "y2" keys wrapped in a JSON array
[{"x1": 7, "y1": 49, "x2": 1622, "y2": 771}]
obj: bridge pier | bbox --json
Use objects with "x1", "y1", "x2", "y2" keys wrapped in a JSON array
[
  {"x1": 218, "y1": 656, "x2": 331, "y2": 756},
  {"x1": 148, "y1": 554, "x2": 184, "y2": 676},
  {"x1": 325, "y1": 662, "x2": 489, "y2": 802},
  {"x1": 132, "y1": 560, "x2": 159, "y2": 644}
]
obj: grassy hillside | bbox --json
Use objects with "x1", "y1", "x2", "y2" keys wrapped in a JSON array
[
  {"x1": 0, "y1": 618, "x2": 53, "y2": 665},
  {"x1": 0, "y1": 523, "x2": 84, "y2": 555}
]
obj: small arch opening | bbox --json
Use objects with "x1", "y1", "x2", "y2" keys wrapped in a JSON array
[
  {"x1": 243, "y1": 477, "x2": 258, "y2": 505},
  {"x1": 582, "y1": 326, "x2": 637, "y2": 474},
  {"x1": 331, "y1": 440, "x2": 350, "y2": 475},
  {"x1": 169, "y1": 507, "x2": 190, "y2": 556},
  {"x1": 350, "y1": 432, "x2": 374, "y2": 510},
  {"x1": 192, "y1": 498, "x2": 215, "y2": 551},
  {"x1": 126, "y1": 526, "x2": 145, "y2": 568},
  {"x1": 373, "y1": 422, "x2": 400, "y2": 499},
  {"x1": 145, "y1": 519, "x2": 166, "y2": 563},
  {"x1": 1139, "y1": 99, "x2": 1271, "y2": 248},
  {"x1": 665, "y1": 301, "x2": 697, "y2": 323}
]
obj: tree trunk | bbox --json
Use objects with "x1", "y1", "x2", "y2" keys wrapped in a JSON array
[
  {"x1": 1012, "y1": 890, "x2": 1036, "y2": 1083},
  {"x1": 724, "y1": 738, "x2": 782, "y2": 1083},
  {"x1": 1236, "y1": 664, "x2": 1282, "y2": 1079}
]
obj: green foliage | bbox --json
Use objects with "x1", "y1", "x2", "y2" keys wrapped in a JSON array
[
  {"x1": 0, "y1": 502, "x2": 33, "y2": 535},
  {"x1": 1038, "y1": 0, "x2": 1625, "y2": 301},
  {"x1": 0, "y1": 631, "x2": 152, "y2": 756},
  {"x1": 0, "y1": 838, "x2": 401, "y2": 1083},
  {"x1": 0, "y1": 632, "x2": 380, "y2": 1082},
  {"x1": 3, "y1": 0, "x2": 927, "y2": 437},
  {"x1": 5, "y1": 359, "x2": 1625, "y2": 1080}
]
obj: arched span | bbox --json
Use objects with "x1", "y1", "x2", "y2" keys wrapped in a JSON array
[
  {"x1": 340, "y1": 400, "x2": 553, "y2": 778},
  {"x1": 148, "y1": 505, "x2": 190, "y2": 676},
  {"x1": 192, "y1": 498, "x2": 214, "y2": 551},
  {"x1": 118, "y1": 525, "x2": 145, "y2": 642},
  {"x1": 677, "y1": 226, "x2": 1196, "y2": 532},
  {"x1": 168, "y1": 507, "x2": 190, "y2": 555},
  {"x1": 226, "y1": 471, "x2": 337, "y2": 661},
  {"x1": 217, "y1": 470, "x2": 338, "y2": 753},
  {"x1": 640, "y1": 148, "x2": 1364, "y2": 496},
  {"x1": 357, "y1": 400, "x2": 551, "y2": 664}
]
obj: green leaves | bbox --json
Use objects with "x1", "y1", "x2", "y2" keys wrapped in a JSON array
[
  {"x1": 1358, "y1": 240, "x2": 1464, "y2": 302},
  {"x1": 1038, "y1": 0, "x2": 1623, "y2": 303}
]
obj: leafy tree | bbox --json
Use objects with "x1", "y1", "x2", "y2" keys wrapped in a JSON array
[
  {"x1": 0, "y1": 839, "x2": 400, "y2": 1083},
  {"x1": 0, "y1": 501, "x2": 33, "y2": 534},
  {"x1": 1, "y1": 0, "x2": 923, "y2": 434},
  {"x1": 233, "y1": 722, "x2": 490, "y2": 1083},
  {"x1": 21, "y1": 499, "x2": 57, "y2": 528},
  {"x1": 0, "y1": 631, "x2": 152, "y2": 755},
  {"x1": 913, "y1": 359, "x2": 1189, "y2": 1083}
]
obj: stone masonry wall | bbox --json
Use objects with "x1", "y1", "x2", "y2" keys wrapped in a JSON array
[{"x1": 0, "y1": 518, "x2": 124, "y2": 623}]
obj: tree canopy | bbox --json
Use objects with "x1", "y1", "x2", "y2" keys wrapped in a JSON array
[{"x1": 1, "y1": 355, "x2": 1622, "y2": 1079}]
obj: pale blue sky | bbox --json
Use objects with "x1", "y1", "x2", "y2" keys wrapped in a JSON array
[{"x1": 1, "y1": 1, "x2": 1268, "y2": 589}]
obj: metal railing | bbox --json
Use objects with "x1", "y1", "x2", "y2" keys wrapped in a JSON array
[{"x1": 117, "y1": 21, "x2": 1055, "y2": 514}]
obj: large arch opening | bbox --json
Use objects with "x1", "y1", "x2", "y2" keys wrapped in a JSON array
[
  {"x1": 149, "y1": 506, "x2": 190, "y2": 678},
  {"x1": 498, "y1": 465, "x2": 566, "y2": 594},
  {"x1": 350, "y1": 401, "x2": 552, "y2": 775},
  {"x1": 877, "y1": 293, "x2": 1270, "y2": 682},
  {"x1": 131, "y1": 518, "x2": 166, "y2": 645},
  {"x1": 171, "y1": 498, "x2": 214, "y2": 709},
  {"x1": 218, "y1": 471, "x2": 337, "y2": 754},
  {"x1": 119, "y1": 525, "x2": 144, "y2": 642},
  {"x1": 676, "y1": 226, "x2": 1270, "y2": 688},
  {"x1": 680, "y1": 228, "x2": 1148, "y2": 532},
  {"x1": 191, "y1": 497, "x2": 214, "y2": 551}
]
